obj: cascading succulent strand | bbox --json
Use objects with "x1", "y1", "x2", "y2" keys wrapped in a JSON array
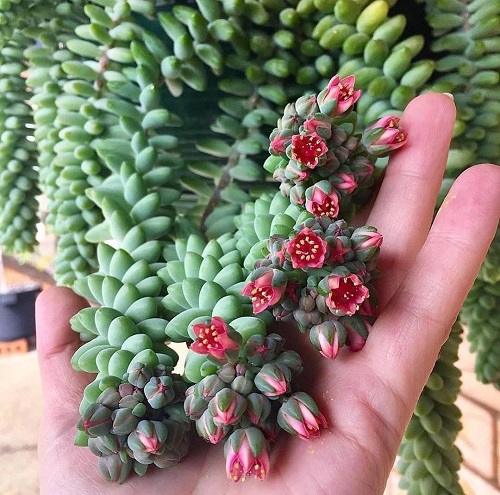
[
  {"x1": 460, "y1": 229, "x2": 500, "y2": 389},
  {"x1": 0, "y1": 30, "x2": 39, "y2": 254},
  {"x1": 397, "y1": 321, "x2": 465, "y2": 495}
]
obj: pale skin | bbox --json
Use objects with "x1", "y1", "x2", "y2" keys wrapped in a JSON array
[{"x1": 36, "y1": 94, "x2": 500, "y2": 495}]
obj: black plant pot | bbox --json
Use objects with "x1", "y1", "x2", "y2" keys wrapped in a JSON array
[{"x1": 0, "y1": 284, "x2": 41, "y2": 342}]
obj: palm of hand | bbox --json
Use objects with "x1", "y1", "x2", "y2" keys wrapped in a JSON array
[{"x1": 37, "y1": 95, "x2": 500, "y2": 495}]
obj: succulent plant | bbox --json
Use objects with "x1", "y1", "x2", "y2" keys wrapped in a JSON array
[{"x1": 0, "y1": 0, "x2": 498, "y2": 491}]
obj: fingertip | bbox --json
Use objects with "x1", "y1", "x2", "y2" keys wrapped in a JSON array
[{"x1": 403, "y1": 92, "x2": 456, "y2": 125}]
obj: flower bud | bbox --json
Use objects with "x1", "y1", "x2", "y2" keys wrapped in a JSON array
[
  {"x1": 224, "y1": 428, "x2": 270, "y2": 482},
  {"x1": 111, "y1": 408, "x2": 139, "y2": 436},
  {"x1": 127, "y1": 363, "x2": 153, "y2": 389},
  {"x1": 208, "y1": 388, "x2": 247, "y2": 427},
  {"x1": 302, "y1": 115, "x2": 332, "y2": 139},
  {"x1": 184, "y1": 393, "x2": 208, "y2": 420},
  {"x1": 277, "y1": 392, "x2": 328, "y2": 441},
  {"x1": 285, "y1": 159, "x2": 310, "y2": 182},
  {"x1": 332, "y1": 172, "x2": 357, "y2": 195},
  {"x1": 350, "y1": 226, "x2": 383, "y2": 262},
  {"x1": 342, "y1": 314, "x2": 371, "y2": 351},
  {"x1": 309, "y1": 320, "x2": 346, "y2": 359},
  {"x1": 363, "y1": 115, "x2": 407, "y2": 155},
  {"x1": 98, "y1": 387, "x2": 121, "y2": 409},
  {"x1": 218, "y1": 363, "x2": 236, "y2": 383},
  {"x1": 254, "y1": 363, "x2": 291, "y2": 399},
  {"x1": 269, "y1": 129, "x2": 292, "y2": 156},
  {"x1": 89, "y1": 434, "x2": 124, "y2": 457},
  {"x1": 295, "y1": 93, "x2": 319, "y2": 118},
  {"x1": 144, "y1": 376, "x2": 175, "y2": 409},
  {"x1": 127, "y1": 420, "x2": 167, "y2": 455},
  {"x1": 326, "y1": 236, "x2": 352, "y2": 265},
  {"x1": 195, "y1": 375, "x2": 227, "y2": 401},
  {"x1": 78, "y1": 403, "x2": 113, "y2": 437},
  {"x1": 229, "y1": 375, "x2": 252, "y2": 395},
  {"x1": 244, "y1": 333, "x2": 283, "y2": 367},
  {"x1": 98, "y1": 453, "x2": 133, "y2": 484},
  {"x1": 273, "y1": 350, "x2": 304, "y2": 375},
  {"x1": 196, "y1": 409, "x2": 229, "y2": 444},
  {"x1": 245, "y1": 393, "x2": 272, "y2": 424}
]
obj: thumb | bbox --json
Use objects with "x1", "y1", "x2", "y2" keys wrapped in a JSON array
[{"x1": 36, "y1": 286, "x2": 91, "y2": 422}]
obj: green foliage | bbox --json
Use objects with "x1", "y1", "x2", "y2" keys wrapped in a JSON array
[{"x1": 397, "y1": 321, "x2": 465, "y2": 495}]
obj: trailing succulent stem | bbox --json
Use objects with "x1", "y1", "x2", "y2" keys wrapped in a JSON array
[{"x1": 398, "y1": 321, "x2": 465, "y2": 495}]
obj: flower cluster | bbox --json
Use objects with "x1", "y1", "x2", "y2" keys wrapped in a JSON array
[
  {"x1": 242, "y1": 217, "x2": 382, "y2": 359},
  {"x1": 266, "y1": 74, "x2": 407, "y2": 219},
  {"x1": 248, "y1": 74, "x2": 407, "y2": 361},
  {"x1": 185, "y1": 317, "x2": 327, "y2": 481},
  {"x1": 77, "y1": 363, "x2": 191, "y2": 482}
]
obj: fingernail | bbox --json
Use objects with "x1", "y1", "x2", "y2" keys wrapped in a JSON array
[{"x1": 443, "y1": 92, "x2": 454, "y2": 101}]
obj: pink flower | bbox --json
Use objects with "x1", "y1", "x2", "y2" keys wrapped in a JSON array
[
  {"x1": 334, "y1": 172, "x2": 357, "y2": 194},
  {"x1": 318, "y1": 74, "x2": 361, "y2": 116},
  {"x1": 225, "y1": 428, "x2": 270, "y2": 482},
  {"x1": 364, "y1": 115, "x2": 407, "y2": 154},
  {"x1": 242, "y1": 270, "x2": 287, "y2": 314},
  {"x1": 277, "y1": 392, "x2": 328, "y2": 441},
  {"x1": 325, "y1": 273, "x2": 369, "y2": 316},
  {"x1": 190, "y1": 317, "x2": 240, "y2": 360},
  {"x1": 287, "y1": 227, "x2": 327, "y2": 269},
  {"x1": 290, "y1": 132, "x2": 328, "y2": 168},
  {"x1": 305, "y1": 184, "x2": 340, "y2": 219}
]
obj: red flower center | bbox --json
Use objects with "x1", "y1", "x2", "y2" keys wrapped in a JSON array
[
  {"x1": 328, "y1": 276, "x2": 368, "y2": 315},
  {"x1": 195, "y1": 323, "x2": 224, "y2": 352},
  {"x1": 251, "y1": 286, "x2": 273, "y2": 306},
  {"x1": 311, "y1": 195, "x2": 338, "y2": 217},
  {"x1": 291, "y1": 134, "x2": 326, "y2": 167},
  {"x1": 338, "y1": 82, "x2": 354, "y2": 102},
  {"x1": 288, "y1": 229, "x2": 327, "y2": 269}
]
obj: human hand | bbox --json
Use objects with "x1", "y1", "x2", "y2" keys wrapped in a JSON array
[{"x1": 36, "y1": 93, "x2": 500, "y2": 495}]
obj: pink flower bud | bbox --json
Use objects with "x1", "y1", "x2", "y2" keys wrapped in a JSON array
[
  {"x1": 290, "y1": 132, "x2": 328, "y2": 169},
  {"x1": 225, "y1": 428, "x2": 270, "y2": 482},
  {"x1": 246, "y1": 393, "x2": 272, "y2": 424},
  {"x1": 351, "y1": 226, "x2": 383, "y2": 263},
  {"x1": 190, "y1": 317, "x2": 240, "y2": 361},
  {"x1": 363, "y1": 115, "x2": 407, "y2": 155},
  {"x1": 326, "y1": 237, "x2": 351, "y2": 265},
  {"x1": 305, "y1": 181, "x2": 340, "y2": 219},
  {"x1": 333, "y1": 172, "x2": 357, "y2": 195},
  {"x1": 325, "y1": 273, "x2": 369, "y2": 316},
  {"x1": 242, "y1": 269, "x2": 287, "y2": 314},
  {"x1": 196, "y1": 409, "x2": 229, "y2": 444},
  {"x1": 269, "y1": 129, "x2": 291, "y2": 155},
  {"x1": 208, "y1": 388, "x2": 247, "y2": 427},
  {"x1": 309, "y1": 320, "x2": 346, "y2": 359},
  {"x1": 343, "y1": 315, "x2": 372, "y2": 351},
  {"x1": 295, "y1": 93, "x2": 319, "y2": 118},
  {"x1": 128, "y1": 420, "x2": 167, "y2": 454},
  {"x1": 254, "y1": 363, "x2": 291, "y2": 398},
  {"x1": 285, "y1": 159, "x2": 310, "y2": 182},
  {"x1": 277, "y1": 392, "x2": 327, "y2": 441},
  {"x1": 303, "y1": 116, "x2": 332, "y2": 139},
  {"x1": 317, "y1": 74, "x2": 361, "y2": 116}
]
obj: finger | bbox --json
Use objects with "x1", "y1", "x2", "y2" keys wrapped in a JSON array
[
  {"x1": 36, "y1": 286, "x2": 91, "y2": 419},
  {"x1": 366, "y1": 164, "x2": 500, "y2": 411},
  {"x1": 367, "y1": 93, "x2": 456, "y2": 310}
]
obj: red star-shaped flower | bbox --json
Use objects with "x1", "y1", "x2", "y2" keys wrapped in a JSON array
[{"x1": 287, "y1": 228, "x2": 327, "y2": 269}]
